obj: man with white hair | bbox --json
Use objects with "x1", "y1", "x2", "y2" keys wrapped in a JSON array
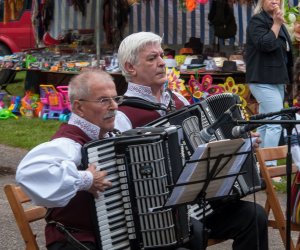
[{"x1": 115, "y1": 31, "x2": 268, "y2": 250}]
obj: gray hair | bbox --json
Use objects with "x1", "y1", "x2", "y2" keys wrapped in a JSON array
[
  {"x1": 117, "y1": 32, "x2": 162, "y2": 81},
  {"x1": 253, "y1": 0, "x2": 283, "y2": 15},
  {"x1": 68, "y1": 69, "x2": 113, "y2": 109}
]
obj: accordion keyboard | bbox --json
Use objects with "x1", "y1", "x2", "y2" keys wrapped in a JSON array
[
  {"x1": 83, "y1": 128, "x2": 190, "y2": 249},
  {"x1": 87, "y1": 141, "x2": 133, "y2": 250}
]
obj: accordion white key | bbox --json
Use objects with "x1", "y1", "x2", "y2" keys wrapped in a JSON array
[{"x1": 81, "y1": 126, "x2": 190, "y2": 250}]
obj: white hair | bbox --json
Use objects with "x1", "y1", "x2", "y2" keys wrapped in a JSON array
[
  {"x1": 68, "y1": 69, "x2": 113, "y2": 109},
  {"x1": 253, "y1": 0, "x2": 284, "y2": 15},
  {"x1": 117, "y1": 32, "x2": 162, "y2": 81}
]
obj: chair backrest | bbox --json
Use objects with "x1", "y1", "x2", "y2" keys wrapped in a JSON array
[
  {"x1": 4, "y1": 184, "x2": 47, "y2": 250},
  {"x1": 255, "y1": 145, "x2": 300, "y2": 250},
  {"x1": 256, "y1": 145, "x2": 297, "y2": 178}
]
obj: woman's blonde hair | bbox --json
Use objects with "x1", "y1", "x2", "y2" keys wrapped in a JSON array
[{"x1": 253, "y1": 0, "x2": 283, "y2": 15}]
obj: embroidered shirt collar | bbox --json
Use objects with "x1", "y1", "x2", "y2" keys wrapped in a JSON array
[
  {"x1": 126, "y1": 82, "x2": 171, "y2": 107},
  {"x1": 68, "y1": 113, "x2": 104, "y2": 140}
]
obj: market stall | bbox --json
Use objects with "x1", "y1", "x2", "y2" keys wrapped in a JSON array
[{"x1": 2, "y1": 0, "x2": 300, "y2": 119}]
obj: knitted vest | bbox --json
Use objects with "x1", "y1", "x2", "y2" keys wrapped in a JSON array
[
  {"x1": 45, "y1": 123, "x2": 96, "y2": 246},
  {"x1": 118, "y1": 94, "x2": 185, "y2": 128}
]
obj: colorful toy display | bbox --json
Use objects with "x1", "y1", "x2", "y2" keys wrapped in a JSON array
[{"x1": 39, "y1": 84, "x2": 71, "y2": 121}]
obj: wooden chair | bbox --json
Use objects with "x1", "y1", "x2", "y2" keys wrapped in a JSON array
[
  {"x1": 207, "y1": 238, "x2": 226, "y2": 246},
  {"x1": 4, "y1": 184, "x2": 47, "y2": 250},
  {"x1": 256, "y1": 145, "x2": 300, "y2": 250}
]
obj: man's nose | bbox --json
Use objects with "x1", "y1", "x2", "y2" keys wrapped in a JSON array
[
  {"x1": 110, "y1": 99, "x2": 118, "y2": 109},
  {"x1": 158, "y1": 56, "x2": 166, "y2": 66}
]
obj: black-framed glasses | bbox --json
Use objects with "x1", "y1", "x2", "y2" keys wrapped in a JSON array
[{"x1": 78, "y1": 96, "x2": 124, "y2": 106}]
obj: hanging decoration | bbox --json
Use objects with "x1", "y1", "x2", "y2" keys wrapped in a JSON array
[
  {"x1": 127, "y1": 0, "x2": 140, "y2": 5},
  {"x1": 179, "y1": 0, "x2": 208, "y2": 12}
]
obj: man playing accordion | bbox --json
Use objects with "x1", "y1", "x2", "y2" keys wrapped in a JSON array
[
  {"x1": 16, "y1": 70, "x2": 117, "y2": 249},
  {"x1": 115, "y1": 32, "x2": 268, "y2": 250}
]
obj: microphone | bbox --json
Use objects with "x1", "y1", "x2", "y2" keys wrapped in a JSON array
[
  {"x1": 199, "y1": 105, "x2": 237, "y2": 142},
  {"x1": 231, "y1": 124, "x2": 261, "y2": 138},
  {"x1": 250, "y1": 107, "x2": 300, "y2": 120}
]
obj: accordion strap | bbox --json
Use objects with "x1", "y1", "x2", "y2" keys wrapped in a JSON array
[
  {"x1": 166, "y1": 88, "x2": 176, "y2": 112},
  {"x1": 120, "y1": 89, "x2": 176, "y2": 112},
  {"x1": 47, "y1": 220, "x2": 91, "y2": 250},
  {"x1": 120, "y1": 96, "x2": 167, "y2": 111}
]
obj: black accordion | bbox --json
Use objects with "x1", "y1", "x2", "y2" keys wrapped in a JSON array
[
  {"x1": 81, "y1": 126, "x2": 190, "y2": 250},
  {"x1": 198, "y1": 93, "x2": 261, "y2": 196},
  {"x1": 147, "y1": 93, "x2": 261, "y2": 198}
]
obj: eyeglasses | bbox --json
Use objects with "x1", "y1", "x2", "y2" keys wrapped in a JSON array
[{"x1": 78, "y1": 96, "x2": 124, "y2": 105}]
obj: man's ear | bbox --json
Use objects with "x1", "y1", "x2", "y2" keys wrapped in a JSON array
[
  {"x1": 125, "y1": 62, "x2": 136, "y2": 75},
  {"x1": 72, "y1": 100, "x2": 84, "y2": 117}
]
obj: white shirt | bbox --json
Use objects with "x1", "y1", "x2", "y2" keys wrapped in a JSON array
[
  {"x1": 16, "y1": 113, "x2": 108, "y2": 208},
  {"x1": 115, "y1": 82, "x2": 190, "y2": 132}
]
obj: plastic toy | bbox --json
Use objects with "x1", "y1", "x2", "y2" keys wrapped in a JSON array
[
  {"x1": 20, "y1": 91, "x2": 43, "y2": 118},
  {"x1": 0, "y1": 92, "x2": 6, "y2": 108},
  {"x1": 8, "y1": 96, "x2": 21, "y2": 114},
  {"x1": 0, "y1": 108, "x2": 18, "y2": 119},
  {"x1": 39, "y1": 84, "x2": 71, "y2": 121}
]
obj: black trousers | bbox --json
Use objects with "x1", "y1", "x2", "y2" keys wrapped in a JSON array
[
  {"x1": 48, "y1": 200, "x2": 268, "y2": 250},
  {"x1": 194, "y1": 200, "x2": 269, "y2": 250},
  {"x1": 47, "y1": 241, "x2": 97, "y2": 250}
]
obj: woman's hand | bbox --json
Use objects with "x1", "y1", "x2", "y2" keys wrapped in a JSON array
[{"x1": 273, "y1": 5, "x2": 285, "y2": 26}]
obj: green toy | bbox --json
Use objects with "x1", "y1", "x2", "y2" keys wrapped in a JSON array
[{"x1": 0, "y1": 109, "x2": 18, "y2": 120}]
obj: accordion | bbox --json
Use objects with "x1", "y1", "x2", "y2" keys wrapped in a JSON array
[
  {"x1": 147, "y1": 93, "x2": 261, "y2": 198},
  {"x1": 81, "y1": 126, "x2": 190, "y2": 250},
  {"x1": 199, "y1": 93, "x2": 261, "y2": 197},
  {"x1": 146, "y1": 104, "x2": 204, "y2": 158}
]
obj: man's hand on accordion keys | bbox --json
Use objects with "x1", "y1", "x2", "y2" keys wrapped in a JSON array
[{"x1": 86, "y1": 164, "x2": 112, "y2": 198}]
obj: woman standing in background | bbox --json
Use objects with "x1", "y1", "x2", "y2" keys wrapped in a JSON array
[{"x1": 245, "y1": 0, "x2": 294, "y2": 165}]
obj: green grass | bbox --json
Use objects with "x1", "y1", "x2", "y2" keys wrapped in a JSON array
[
  {"x1": 0, "y1": 117, "x2": 61, "y2": 150},
  {"x1": 272, "y1": 159, "x2": 288, "y2": 193},
  {"x1": 0, "y1": 72, "x2": 61, "y2": 149}
]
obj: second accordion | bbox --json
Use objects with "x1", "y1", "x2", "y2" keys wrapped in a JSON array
[{"x1": 81, "y1": 126, "x2": 190, "y2": 250}]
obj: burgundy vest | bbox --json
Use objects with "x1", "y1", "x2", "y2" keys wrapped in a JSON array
[
  {"x1": 45, "y1": 123, "x2": 96, "y2": 246},
  {"x1": 118, "y1": 94, "x2": 186, "y2": 128}
]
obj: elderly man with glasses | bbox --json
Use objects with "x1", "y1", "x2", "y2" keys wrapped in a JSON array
[{"x1": 16, "y1": 69, "x2": 122, "y2": 250}]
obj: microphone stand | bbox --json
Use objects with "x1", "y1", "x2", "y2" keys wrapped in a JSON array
[{"x1": 234, "y1": 118, "x2": 300, "y2": 250}]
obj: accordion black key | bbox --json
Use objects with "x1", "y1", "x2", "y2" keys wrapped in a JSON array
[{"x1": 81, "y1": 126, "x2": 190, "y2": 250}]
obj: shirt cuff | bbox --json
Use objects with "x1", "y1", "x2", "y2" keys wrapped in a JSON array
[{"x1": 78, "y1": 171, "x2": 93, "y2": 190}]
